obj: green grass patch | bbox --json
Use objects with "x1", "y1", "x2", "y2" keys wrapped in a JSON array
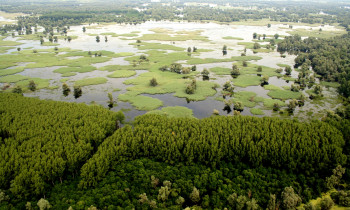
[
  {"x1": 138, "y1": 30, "x2": 209, "y2": 42},
  {"x1": 231, "y1": 91, "x2": 263, "y2": 108},
  {"x1": 0, "y1": 74, "x2": 28, "y2": 83},
  {"x1": 277, "y1": 63, "x2": 291, "y2": 68},
  {"x1": 0, "y1": 67, "x2": 25, "y2": 76},
  {"x1": 253, "y1": 48, "x2": 273, "y2": 53},
  {"x1": 74, "y1": 77, "x2": 108, "y2": 87},
  {"x1": 130, "y1": 42, "x2": 185, "y2": 51},
  {"x1": 223, "y1": 36, "x2": 244, "y2": 40},
  {"x1": 113, "y1": 33, "x2": 138, "y2": 37},
  {"x1": 147, "y1": 106, "x2": 194, "y2": 118},
  {"x1": 107, "y1": 70, "x2": 136, "y2": 78},
  {"x1": 118, "y1": 93, "x2": 163, "y2": 111},
  {"x1": 263, "y1": 85, "x2": 281, "y2": 90},
  {"x1": 187, "y1": 56, "x2": 262, "y2": 65},
  {"x1": 250, "y1": 108, "x2": 264, "y2": 115},
  {"x1": 42, "y1": 42, "x2": 59, "y2": 46},
  {"x1": 210, "y1": 67, "x2": 231, "y2": 75},
  {"x1": 54, "y1": 66, "x2": 97, "y2": 74},
  {"x1": 173, "y1": 80, "x2": 217, "y2": 101},
  {"x1": 268, "y1": 90, "x2": 301, "y2": 100},
  {"x1": 0, "y1": 40, "x2": 22, "y2": 46},
  {"x1": 16, "y1": 78, "x2": 50, "y2": 90},
  {"x1": 62, "y1": 72, "x2": 77, "y2": 77},
  {"x1": 263, "y1": 98, "x2": 286, "y2": 108},
  {"x1": 232, "y1": 75, "x2": 261, "y2": 87},
  {"x1": 287, "y1": 28, "x2": 346, "y2": 38},
  {"x1": 320, "y1": 81, "x2": 340, "y2": 88},
  {"x1": 100, "y1": 32, "x2": 117, "y2": 36},
  {"x1": 60, "y1": 78, "x2": 69, "y2": 82},
  {"x1": 0, "y1": 47, "x2": 13, "y2": 53},
  {"x1": 283, "y1": 76, "x2": 296, "y2": 81},
  {"x1": 111, "y1": 52, "x2": 135, "y2": 58}
]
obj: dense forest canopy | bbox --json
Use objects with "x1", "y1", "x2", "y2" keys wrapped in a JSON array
[
  {"x1": 1, "y1": 0, "x2": 350, "y2": 209},
  {"x1": 0, "y1": 93, "x2": 349, "y2": 209}
]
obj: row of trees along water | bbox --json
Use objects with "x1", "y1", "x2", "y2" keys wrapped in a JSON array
[
  {"x1": 277, "y1": 33, "x2": 350, "y2": 100},
  {"x1": 1, "y1": 1, "x2": 350, "y2": 35},
  {"x1": 0, "y1": 93, "x2": 349, "y2": 209}
]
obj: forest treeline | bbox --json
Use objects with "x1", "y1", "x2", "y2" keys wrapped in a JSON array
[
  {"x1": 0, "y1": 93, "x2": 349, "y2": 209},
  {"x1": 277, "y1": 33, "x2": 350, "y2": 100},
  {"x1": 1, "y1": 0, "x2": 350, "y2": 34}
]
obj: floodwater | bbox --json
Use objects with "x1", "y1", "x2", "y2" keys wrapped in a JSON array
[{"x1": 0, "y1": 19, "x2": 341, "y2": 121}]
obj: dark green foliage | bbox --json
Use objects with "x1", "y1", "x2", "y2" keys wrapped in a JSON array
[
  {"x1": 27, "y1": 158, "x2": 328, "y2": 209},
  {"x1": 79, "y1": 114, "x2": 346, "y2": 190},
  {"x1": 281, "y1": 186, "x2": 301, "y2": 210},
  {"x1": 186, "y1": 79, "x2": 197, "y2": 94},
  {"x1": 170, "y1": 63, "x2": 182, "y2": 74},
  {"x1": 150, "y1": 78, "x2": 158, "y2": 87},
  {"x1": 12, "y1": 86, "x2": 23, "y2": 94},
  {"x1": 0, "y1": 93, "x2": 120, "y2": 199},
  {"x1": 201, "y1": 69, "x2": 210, "y2": 79},
  {"x1": 231, "y1": 64, "x2": 241, "y2": 77},
  {"x1": 28, "y1": 80, "x2": 36, "y2": 91},
  {"x1": 62, "y1": 83, "x2": 70, "y2": 96},
  {"x1": 191, "y1": 65, "x2": 197, "y2": 71},
  {"x1": 222, "y1": 45, "x2": 227, "y2": 55},
  {"x1": 285, "y1": 66, "x2": 292, "y2": 76},
  {"x1": 253, "y1": 43, "x2": 261, "y2": 49},
  {"x1": 320, "y1": 197, "x2": 334, "y2": 210},
  {"x1": 277, "y1": 34, "x2": 350, "y2": 98},
  {"x1": 73, "y1": 86, "x2": 82, "y2": 99},
  {"x1": 233, "y1": 101, "x2": 244, "y2": 111}
]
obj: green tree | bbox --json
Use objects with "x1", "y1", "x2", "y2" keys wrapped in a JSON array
[
  {"x1": 28, "y1": 80, "x2": 36, "y2": 91},
  {"x1": 12, "y1": 86, "x2": 23, "y2": 94},
  {"x1": 320, "y1": 197, "x2": 334, "y2": 210},
  {"x1": 274, "y1": 34, "x2": 279, "y2": 39},
  {"x1": 150, "y1": 78, "x2": 158, "y2": 87},
  {"x1": 187, "y1": 47, "x2": 192, "y2": 54},
  {"x1": 107, "y1": 93, "x2": 114, "y2": 108},
  {"x1": 223, "y1": 45, "x2": 228, "y2": 55},
  {"x1": 253, "y1": 32, "x2": 257, "y2": 39},
  {"x1": 246, "y1": 198, "x2": 259, "y2": 210},
  {"x1": 202, "y1": 68, "x2": 210, "y2": 79},
  {"x1": 37, "y1": 198, "x2": 51, "y2": 210},
  {"x1": 326, "y1": 165, "x2": 345, "y2": 190},
  {"x1": 176, "y1": 196, "x2": 185, "y2": 206},
  {"x1": 268, "y1": 23, "x2": 271, "y2": 28},
  {"x1": 190, "y1": 187, "x2": 200, "y2": 203},
  {"x1": 281, "y1": 186, "x2": 301, "y2": 210},
  {"x1": 73, "y1": 86, "x2": 82, "y2": 99},
  {"x1": 261, "y1": 75, "x2": 269, "y2": 85},
  {"x1": 285, "y1": 66, "x2": 292, "y2": 76},
  {"x1": 82, "y1": 26, "x2": 86, "y2": 32},
  {"x1": 170, "y1": 63, "x2": 182, "y2": 74},
  {"x1": 287, "y1": 99, "x2": 298, "y2": 113},
  {"x1": 234, "y1": 101, "x2": 244, "y2": 111},
  {"x1": 191, "y1": 65, "x2": 197, "y2": 71},
  {"x1": 267, "y1": 194, "x2": 276, "y2": 210},
  {"x1": 158, "y1": 186, "x2": 170, "y2": 202},
  {"x1": 96, "y1": 35, "x2": 100, "y2": 43},
  {"x1": 62, "y1": 83, "x2": 70, "y2": 96},
  {"x1": 253, "y1": 43, "x2": 261, "y2": 49}
]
